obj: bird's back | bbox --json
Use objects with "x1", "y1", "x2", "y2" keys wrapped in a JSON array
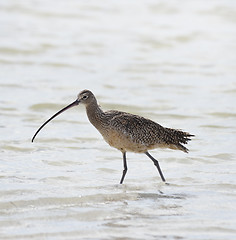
[{"x1": 102, "y1": 110, "x2": 193, "y2": 153}]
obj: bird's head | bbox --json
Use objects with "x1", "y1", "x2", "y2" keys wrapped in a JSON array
[{"x1": 77, "y1": 89, "x2": 96, "y2": 106}]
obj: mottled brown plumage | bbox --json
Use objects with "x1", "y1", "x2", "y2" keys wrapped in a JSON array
[{"x1": 32, "y1": 89, "x2": 194, "y2": 184}]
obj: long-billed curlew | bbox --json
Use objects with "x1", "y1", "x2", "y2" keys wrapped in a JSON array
[{"x1": 32, "y1": 90, "x2": 194, "y2": 184}]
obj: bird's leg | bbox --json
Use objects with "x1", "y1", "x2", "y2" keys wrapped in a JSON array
[
  {"x1": 120, "y1": 152, "x2": 127, "y2": 184},
  {"x1": 145, "y1": 151, "x2": 166, "y2": 182}
]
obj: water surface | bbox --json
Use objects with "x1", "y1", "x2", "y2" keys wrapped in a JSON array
[{"x1": 0, "y1": 0, "x2": 236, "y2": 239}]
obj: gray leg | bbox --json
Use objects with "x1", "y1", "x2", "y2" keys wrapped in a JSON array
[
  {"x1": 145, "y1": 151, "x2": 166, "y2": 182},
  {"x1": 120, "y1": 152, "x2": 127, "y2": 184}
]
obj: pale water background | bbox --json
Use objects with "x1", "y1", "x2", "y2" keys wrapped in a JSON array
[{"x1": 0, "y1": 0, "x2": 236, "y2": 239}]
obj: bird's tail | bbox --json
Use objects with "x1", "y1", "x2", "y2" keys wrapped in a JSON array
[{"x1": 164, "y1": 128, "x2": 194, "y2": 153}]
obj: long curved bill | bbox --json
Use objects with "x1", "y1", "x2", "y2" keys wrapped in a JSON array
[{"x1": 32, "y1": 99, "x2": 79, "y2": 142}]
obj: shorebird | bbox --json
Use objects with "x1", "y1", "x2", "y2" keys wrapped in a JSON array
[{"x1": 32, "y1": 90, "x2": 194, "y2": 184}]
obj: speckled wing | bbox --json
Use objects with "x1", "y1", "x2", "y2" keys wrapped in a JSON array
[
  {"x1": 107, "y1": 111, "x2": 166, "y2": 145},
  {"x1": 107, "y1": 110, "x2": 193, "y2": 152}
]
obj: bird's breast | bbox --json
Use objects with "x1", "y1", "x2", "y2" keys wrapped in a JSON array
[{"x1": 99, "y1": 128, "x2": 148, "y2": 153}]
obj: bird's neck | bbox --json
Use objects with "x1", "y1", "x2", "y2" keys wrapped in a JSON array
[{"x1": 85, "y1": 100, "x2": 106, "y2": 130}]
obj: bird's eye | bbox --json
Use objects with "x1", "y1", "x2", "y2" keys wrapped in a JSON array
[{"x1": 83, "y1": 95, "x2": 88, "y2": 99}]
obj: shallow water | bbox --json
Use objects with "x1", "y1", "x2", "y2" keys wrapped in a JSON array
[{"x1": 1, "y1": 0, "x2": 236, "y2": 239}]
